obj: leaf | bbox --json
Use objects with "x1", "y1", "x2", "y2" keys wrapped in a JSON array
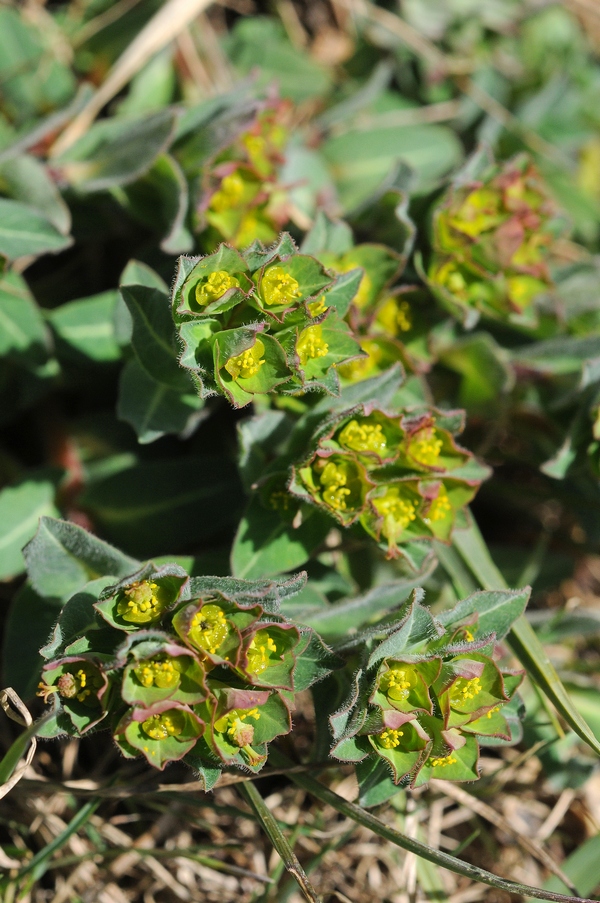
[
  {"x1": 437, "y1": 588, "x2": 530, "y2": 641},
  {"x1": 439, "y1": 333, "x2": 514, "y2": 409},
  {"x1": 292, "y1": 631, "x2": 343, "y2": 691},
  {"x1": 121, "y1": 283, "x2": 193, "y2": 390},
  {"x1": 187, "y1": 571, "x2": 307, "y2": 610},
  {"x1": 355, "y1": 756, "x2": 399, "y2": 808},
  {"x1": 323, "y1": 123, "x2": 462, "y2": 210},
  {"x1": 118, "y1": 356, "x2": 204, "y2": 444},
  {"x1": 1, "y1": 584, "x2": 61, "y2": 699},
  {"x1": 0, "y1": 270, "x2": 50, "y2": 364},
  {"x1": 231, "y1": 495, "x2": 331, "y2": 580},
  {"x1": 23, "y1": 516, "x2": 139, "y2": 602},
  {"x1": 0, "y1": 198, "x2": 72, "y2": 260},
  {"x1": 0, "y1": 154, "x2": 71, "y2": 235},
  {"x1": 512, "y1": 336, "x2": 600, "y2": 376},
  {"x1": 120, "y1": 153, "x2": 193, "y2": 254},
  {"x1": 39, "y1": 577, "x2": 116, "y2": 661},
  {"x1": 303, "y1": 576, "x2": 431, "y2": 638},
  {"x1": 80, "y1": 455, "x2": 243, "y2": 558},
  {"x1": 367, "y1": 599, "x2": 443, "y2": 668},
  {"x1": 57, "y1": 108, "x2": 178, "y2": 193},
  {"x1": 47, "y1": 291, "x2": 122, "y2": 363},
  {"x1": 226, "y1": 17, "x2": 332, "y2": 103},
  {"x1": 0, "y1": 477, "x2": 59, "y2": 581}
]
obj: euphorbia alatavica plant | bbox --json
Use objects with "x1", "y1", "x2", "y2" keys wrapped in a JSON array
[
  {"x1": 171, "y1": 233, "x2": 365, "y2": 406},
  {"x1": 35, "y1": 560, "x2": 339, "y2": 781},
  {"x1": 427, "y1": 152, "x2": 568, "y2": 329}
]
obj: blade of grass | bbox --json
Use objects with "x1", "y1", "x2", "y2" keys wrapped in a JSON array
[
  {"x1": 1, "y1": 799, "x2": 100, "y2": 890},
  {"x1": 271, "y1": 749, "x2": 598, "y2": 903},
  {"x1": 238, "y1": 779, "x2": 323, "y2": 903},
  {"x1": 452, "y1": 521, "x2": 600, "y2": 757}
]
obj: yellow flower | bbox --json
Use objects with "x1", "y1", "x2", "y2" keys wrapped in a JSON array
[
  {"x1": 141, "y1": 710, "x2": 186, "y2": 740},
  {"x1": 338, "y1": 419, "x2": 387, "y2": 456},
  {"x1": 261, "y1": 266, "x2": 302, "y2": 306},
  {"x1": 210, "y1": 171, "x2": 245, "y2": 212},
  {"x1": 195, "y1": 271, "x2": 240, "y2": 307},
  {"x1": 117, "y1": 581, "x2": 169, "y2": 625},
  {"x1": 246, "y1": 630, "x2": 278, "y2": 676},
  {"x1": 377, "y1": 728, "x2": 404, "y2": 749},
  {"x1": 427, "y1": 487, "x2": 451, "y2": 522},
  {"x1": 428, "y1": 753, "x2": 457, "y2": 768},
  {"x1": 296, "y1": 325, "x2": 329, "y2": 366},
  {"x1": 372, "y1": 486, "x2": 417, "y2": 549},
  {"x1": 189, "y1": 604, "x2": 231, "y2": 655},
  {"x1": 380, "y1": 666, "x2": 415, "y2": 702},
  {"x1": 406, "y1": 428, "x2": 443, "y2": 467},
  {"x1": 450, "y1": 676, "x2": 482, "y2": 707},
  {"x1": 134, "y1": 657, "x2": 182, "y2": 690},
  {"x1": 224, "y1": 339, "x2": 266, "y2": 380}
]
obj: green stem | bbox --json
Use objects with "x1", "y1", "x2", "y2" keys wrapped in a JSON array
[
  {"x1": 238, "y1": 779, "x2": 323, "y2": 903},
  {"x1": 271, "y1": 749, "x2": 595, "y2": 903}
]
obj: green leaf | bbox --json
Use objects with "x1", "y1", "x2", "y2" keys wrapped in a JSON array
[
  {"x1": 439, "y1": 333, "x2": 514, "y2": 409},
  {"x1": 120, "y1": 153, "x2": 193, "y2": 254},
  {"x1": 355, "y1": 756, "x2": 400, "y2": 808},
  {"x1": 23, "y1": 516, "x2": 139, "y2": 601},
  {"x1": 47, "y1": 291, "x2": 122, "y2": 363},
  {"x1": 0, "y1": 154, "x2": 71, "y2": 234},
  {"x1": 304, "y1": 576, "x2": 432, "y2": 638},
  {"x1": 57, "y1": 109, "x2": 177, "y2": 193},
  {"x1": 292, "y1": 630, "x2": 343, "y2": 691},
  {"x1": 0, "y1": 270, "x2": 50, "y2": 363},
  {"x1": 231, "y1": 495, "x2": 331, "y2": 580},
  {"x1": 40, "y1": 577, "x2": 116, "y2": 661},
  {"x1": 121, "y1": 284, "x2": 192, "y2": 390},
  {"x1": 118, "y1": 356, "x2": 204, "y2": 444},
  {"x1": 80, "y1": 455, "x2": 243, "y2": 558},
  {"x1": 187, "y1": 571, "x2": 307, "y2": 609},
  {"x1": 437, "y1": 589, "x2": 530, "y2": 641},
  {"x1": 0, "y1": 198, "x2": 72, "y2": 260},
  {"x1": 0, "y1": 477, "x2": 59, "y2": 580},
  {"x1": 323, "y1": 123, "x2": 462, "y2": 210},
  {"x1": 226, "y1": 17, "x2": 332, "y2": 103}
]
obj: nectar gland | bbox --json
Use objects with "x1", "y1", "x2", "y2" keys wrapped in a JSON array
[{"x1": 426, "y1": 488, "x2": 451, "y2": 522}]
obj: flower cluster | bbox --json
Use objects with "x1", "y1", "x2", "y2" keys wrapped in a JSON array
[
  {"x1": 331, "y1": 593, "x2": 524, "y2": 786},
  {"x1": 428, "y1": 155, "x2": 566, "y2": 327},
  {"x1": 198, "y1": 101, "x2": 291, "y2": 250},
  {"x1": 37, "y1": 565, "x2": 334, "y2": 773},
  {"x1": 171, "y1": 234, "x2": 364, "y2": 407},
  {"x1": 289, "y1": 405, "x2": 489, "y2": 558}
]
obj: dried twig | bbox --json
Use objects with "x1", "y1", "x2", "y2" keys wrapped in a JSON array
[{"x1": 50, "y1": 0, "x2": 214, "y2": 156}]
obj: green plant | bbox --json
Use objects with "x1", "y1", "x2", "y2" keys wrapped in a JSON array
[{"x1": 2, "y1": 3, "x2": 600, "y2": 901}]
